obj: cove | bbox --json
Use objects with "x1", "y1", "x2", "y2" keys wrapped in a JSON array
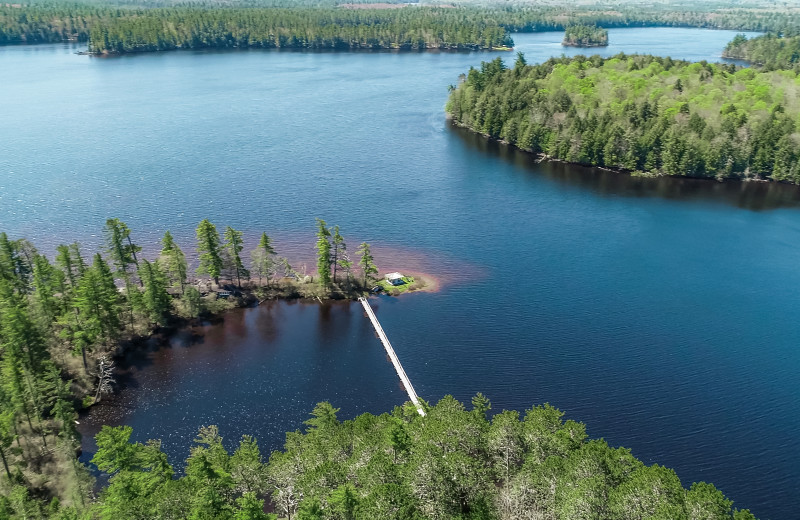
[{"x1": 1, "y1": 27, "x2": 797, "y2": 519}]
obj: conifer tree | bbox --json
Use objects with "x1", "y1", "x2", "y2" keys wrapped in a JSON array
[
  {"x1": 331, "y1": 226, "x2": 346, "y2": 284},
  {"x1": 250, "y1": 232, "x2": 276, "y2": 287},
  {"x1": 140, "y1": 260, "x2": 171, "y2": 326},
  {"x1": 356, "y1": 242, "x2": 378, "y2": 288},
  {"x1": 224, "y1": 226, "x2": 249, "y2": 289},
  {"x1": 158, "y1": 231, "x2": 188, "y2": 294},
  {"x1": 315, "y1": 219, "x2": 332, "y2": 287},
  {"x1": 104, "y1": 218, "x2": 141, "y2": 281},
  {"x1": 196, "y1": 220, "x2": 223, "y2": 286}
]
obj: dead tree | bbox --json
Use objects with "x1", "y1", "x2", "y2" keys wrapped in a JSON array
[{"x1": 94, "y1": 356, "x2": 115, "y2": 403}]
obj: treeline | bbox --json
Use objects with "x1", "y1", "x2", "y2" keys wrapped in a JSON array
[
  {"x1": 3, "y1": 2, "x2": 800, "y2": 52},
  {"x1": 4, "y1": 396, "x2": 759, "y2": 518},
  {"x1": 562, "y1": 24, "x2": 607, "y2": 47},
  {"x1": 0, "y1": 218, "x2": 380, "y2": 514},
  {"x1": 724, "y1": 33, "x2": 800, "y2": 71},
  {"x1": 447, "y1": 54, "x2": 800, "y2": 183}
]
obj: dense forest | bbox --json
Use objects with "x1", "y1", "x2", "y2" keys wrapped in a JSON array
[
  {"x1": 2, "y1": 1, "x2": 800, "y2": 52},
  {"x1": 562, "y1": 24, "x2": 607, "y2": 47},
  {"x1": 4, "y1": 396, "x2": 760, "y2": 519},
  {"x1": 86, "y1": 7, "x2": 512, "y2": 52},
  {"x1": 446, "y1": 53, "x2": 800, "y2": 183},
  {"x1": 0, "y1": 218, "x2": 382, "y2": 516},
  {"x1": 723, "y1": 33, "x2": 800, "y2": 71}
]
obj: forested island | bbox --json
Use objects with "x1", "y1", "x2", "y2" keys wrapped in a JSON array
[
  {"x1": 723, "y1": 33, "x2": 800, "y2": 71},
  {"x1": 562, "y1": 24, "x2": 608, "y2": 47},
  {"x1": 446, "y1": 53, "x2": 800, "y2": 184},
  {"x1": 1, "y1": 0, "x2": 800, "y2": 54}
]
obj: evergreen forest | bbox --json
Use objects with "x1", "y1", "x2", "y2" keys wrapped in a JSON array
[
  {"x1": 0, "y1": 218, "x2": 380, "y2": 517},
  {"x1": 562, "y1": 24, "x2": 608, "y2": 47},
  {"x1": 1, "y1": 1, "x2": 800, "y2": 53},
  {"x1": 723, "y1": 33, "x2": 800, "y2": 71},
  {"x1": 446, "y1": 54, "x2": 800, "y2": 183}
]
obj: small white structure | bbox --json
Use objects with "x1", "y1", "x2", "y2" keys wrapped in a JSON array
[{"x1": 385, "y1": 272, "x2": 406, "y2": 286}]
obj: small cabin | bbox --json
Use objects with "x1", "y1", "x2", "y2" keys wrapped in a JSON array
[
  {"x1": 385, "y1": 272, "x2": 406, "y2": 286},
  {"x1": 216, "y1": 290, "x2": 231, "y2": 299}
]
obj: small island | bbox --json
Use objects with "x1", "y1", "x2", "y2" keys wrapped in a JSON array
[{"x1": 562, "y1": 24, "x2": 609, "y2": 47}]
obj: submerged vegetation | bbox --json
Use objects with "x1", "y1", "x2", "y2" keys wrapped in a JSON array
[
  {"x1": 562, "y1": 24, "x2": 608, "y2": 47},
  {"x1": 447, "y1": 54, "x2": 800, "y2": 183}
]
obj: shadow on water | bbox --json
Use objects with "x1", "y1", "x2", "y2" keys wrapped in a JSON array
[{"x1": 451, "y1": 124, "x2": 800, "y2": 211}]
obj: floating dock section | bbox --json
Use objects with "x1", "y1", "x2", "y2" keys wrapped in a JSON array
[{"x1": 358, "y1": 297, "x2": 426, "y2": 416}]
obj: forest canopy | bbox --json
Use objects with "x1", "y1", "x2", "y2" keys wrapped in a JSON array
[
  {"x1": 723, "y1": 33, "x2": 800, "y2": 71},
  {"x1": 562, "y1": 24, "x2": 608, "y2": 47},
  {"x1": 4, "y1": 396, "x2": 760, "y2": 519},
  {"x1": 446, "y1": 54, "x2": 800, "y2": 183},
  {"x1": 2, "y1": 1, "x2": 800, "y2": 51}
]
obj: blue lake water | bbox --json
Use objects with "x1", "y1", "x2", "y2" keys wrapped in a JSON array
[{"x1": 1, "y1": 28, "x2": 797, "y2": 519}]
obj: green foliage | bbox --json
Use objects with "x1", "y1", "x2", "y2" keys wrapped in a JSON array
[
  {"x1": 181, "y1": 286, "x2": 203, "y2": 318},
  {"x1": 724, "y1": 33, "x2": 800, "y2": 71},
  {"x1": 224, "y1": 226, "x2": 249, "y2": 289},
  {"x1": 196, "y1": 219, "x2": 224, "y2": 285},
  {"x1": 563, "y1": 24, "x2": 608, "y2": 47},
  {"x1": 3, "y1": 1, "x2": 800, "y2": 54},
  {"x1": 139, "y1": 259, "x2": 171, "y2": 326},
  {"x1": 158, "y1": 230, "x2": 188, "y2": 294},
  {"x1": 250, "y1": 232, "x2": 277, "y2": 287},
  {"x1": 448, "y1": 53, "x2": 800, "y2": 183},
  {"x1": 84, "y1": 6, "x2": 511, "y2": 54},
  {"x1": 356, "y1": 242, "x2": 378, "y2": 288},
  {"x1": 315, "y1": 219, "x2": 332, "y2": 287},
  {"x1": 103, "y1": 218, "x2": 140, "y2": 279}
]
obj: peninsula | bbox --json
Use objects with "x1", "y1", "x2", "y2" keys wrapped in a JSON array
[{"x1": 447, "y1": 54, "x2": 800, "y2": 184}]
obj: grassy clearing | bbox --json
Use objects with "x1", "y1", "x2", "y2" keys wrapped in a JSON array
[{"x1": 375, "y1": 276, "x2": 429, "y2": 295}]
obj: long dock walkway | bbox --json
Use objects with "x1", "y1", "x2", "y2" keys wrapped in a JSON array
[{"x1": 358, "y1": 297, "x2": 426, "y2": 416}]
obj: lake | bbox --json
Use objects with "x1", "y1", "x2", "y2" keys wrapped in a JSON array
[{"x1": 1, "y1": 28, "x2": 797, "y2": 519}]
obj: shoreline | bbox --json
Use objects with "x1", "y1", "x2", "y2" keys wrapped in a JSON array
[
  {"x1": 446, "y1": 118, "x2": 794, "y2": 187},
  {"x1": 78, "y1": 44, "x2": 512, "y2": 57}
]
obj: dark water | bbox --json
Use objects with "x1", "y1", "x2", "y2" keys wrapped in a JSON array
[{"x1": 2, "y1": 28, "x2": 798, "y2": 519}]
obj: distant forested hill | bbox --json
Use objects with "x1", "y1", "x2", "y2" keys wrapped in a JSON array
[
  {"x1": 447, "y1": 54, "x2": 800, "y2": 183},
  {"x1": 2, "y1": 1, "x2": 800, "y2": 52}
]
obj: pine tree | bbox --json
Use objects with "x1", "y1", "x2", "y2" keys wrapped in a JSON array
[
  {"x1": 223, "y1": 226, "x2": 249, "y2": 289},
  {"x1": 158, "y1": 231, "x2": 188, "y2": 294},
  {"x1": 331, "y1": 226, "x2": 346, "y2": 284},
  {"x1": 139, "y1": 260, "x2": 171, "y2": 327},
  {"x1": 196, "y1": 220, "x2": 223, "y2": 286},
  {"x1": 356, "y1": 242, "x2": 378, "y2": 288},
  {"x1": 315, "y1": 219, "x2": 332, "y2": 287},
  {"x1": 250, "y1": 232, "x2": 276, "y2": 287},
  {"x1": 104, "y1": 218, "x2": 141, "y2": 283},
  {"x1": 30, "y1": 254, "x2": 63, "y2": 330}
]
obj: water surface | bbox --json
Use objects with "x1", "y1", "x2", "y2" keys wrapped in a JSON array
[{"x1": 1, "y1": 28, "x2": 797, "y2": 519}]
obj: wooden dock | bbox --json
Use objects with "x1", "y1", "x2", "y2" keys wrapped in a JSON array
[{"x1": 358, "y1": 297, "x2": 426, "y2": 416}]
